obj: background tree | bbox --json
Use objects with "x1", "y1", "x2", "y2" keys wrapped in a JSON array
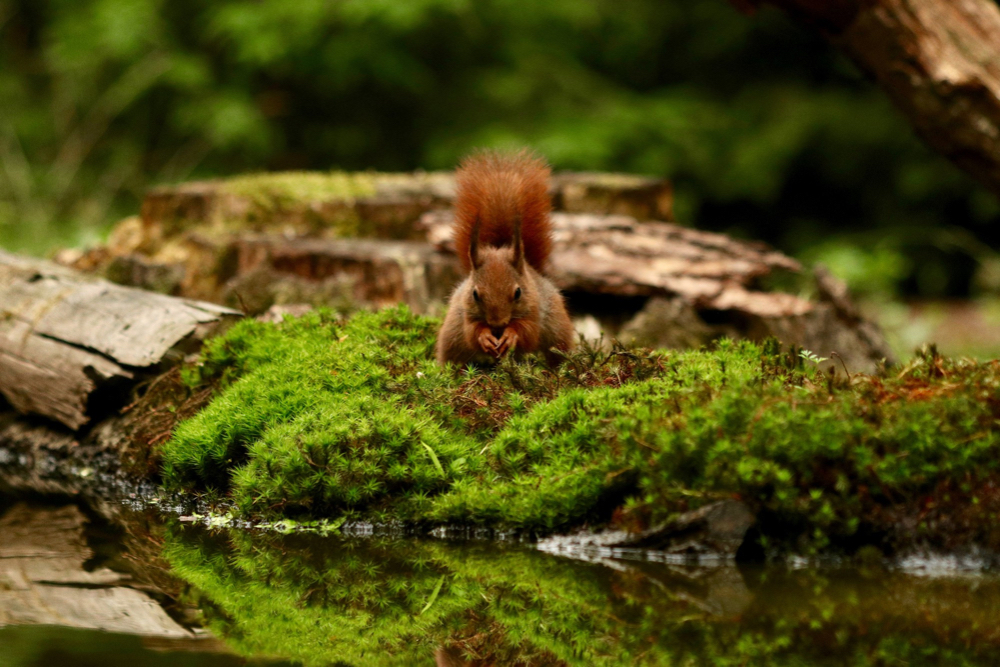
[
  {"x1": 734, "y1": 0, "x2": 1000, "y2": 198},
  {"x1": 0, "y1": 0, "x2": 998, "y2": 300}
]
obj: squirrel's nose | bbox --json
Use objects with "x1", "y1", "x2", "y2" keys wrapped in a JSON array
[{"x1": 486, "y1": 311, "x2": 509, "y2": 330}]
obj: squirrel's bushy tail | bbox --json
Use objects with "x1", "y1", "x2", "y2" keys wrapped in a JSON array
[{"x1": 453, "y1": 148, "x2": 552, "y2": 273}]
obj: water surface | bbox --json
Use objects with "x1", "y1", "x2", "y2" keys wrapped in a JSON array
[{"x1": 2, "y1": 496, "x2": 999, "y2": 666}]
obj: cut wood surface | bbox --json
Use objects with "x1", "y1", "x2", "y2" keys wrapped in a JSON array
[
  {"x1": 0, "y1": 250, "x2": 239, "y2": 430},
  {"x1": 736, "y1": 0, "x2": 1000, "y2": 197}
]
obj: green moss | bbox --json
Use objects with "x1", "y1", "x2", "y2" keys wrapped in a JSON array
[
  {"x1": 160, "y1": 307, "x2": 1000, "y2": 552},
  {"x1": 164, "y1": 308, "x2": 474, "y2": 519},
  {"x1": 220, "y1": 171, "x2": 379, "y2": 205},
  {"x1": 214, "y1": 171, "x2": 380, "y2": 237}
]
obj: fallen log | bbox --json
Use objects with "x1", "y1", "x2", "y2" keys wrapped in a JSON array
[
  {"x1": 225, "y1": 236, "x2": 462, "y2": 314},
  {"x1": 139, "y1": 170, "x2": 673, "y2": 240},
  {"x1": 52, "y1": 169, "x2": 893, "y2": 371},
  {"x1": 422, "y1": 210, "x2": 804, "y2": 309},
  {"x1": 0, "y1": 250, "x2": 239, "y2": 430},
  {"x1": 55, "y1": 170, "x2": 674, "y2": 301},
  {"x1": 422, "y1": 210, "x2": 894, "y2": 371}
]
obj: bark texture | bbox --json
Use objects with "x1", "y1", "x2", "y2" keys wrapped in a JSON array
[
  {"x1": 423, "y1": 210, "x2": 894, "y2": 371},
  {"x1": 736, "y1": 0, "x2": 1000, "y2": 196},
  {"x1": 139, "y1": 170, "x2": 672, "y2": 242},
  {"x1": 422, "y1": 211, "x2": 806, "y2": 313},
  {"x1": 58, "y1": 171, "x2": 673, "y2": 303},
  {"x1": 0, "y1": 250, "x2": 238, "y2": 430}
]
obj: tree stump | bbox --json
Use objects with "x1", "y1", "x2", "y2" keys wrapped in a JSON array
[{"x1": 53, "y1": 169, "x2": 893, "y2": 372}]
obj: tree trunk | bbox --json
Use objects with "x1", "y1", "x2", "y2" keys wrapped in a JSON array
[{"x1": 734, "y1": 0, "x2": 1000, "y2": 197}]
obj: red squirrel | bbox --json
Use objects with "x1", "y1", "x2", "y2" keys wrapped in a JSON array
[{"x1": 436, "y1": 149, "x2": 575, "y2": 366}]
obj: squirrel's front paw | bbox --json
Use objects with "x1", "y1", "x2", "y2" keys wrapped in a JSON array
[
  {"x1": 496, "y1": 329, "x2": 519, "y2": 357},
  {"x1": 477, "y1": 329, "x2": 500, "y2": 357}
]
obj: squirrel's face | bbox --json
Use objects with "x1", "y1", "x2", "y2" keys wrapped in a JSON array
[{"x1": 467, "y1": 246, "x2": 533, "y2": 333}]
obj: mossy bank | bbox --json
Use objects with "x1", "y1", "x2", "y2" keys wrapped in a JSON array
[{"x1": 156, "y1": 306, "x2": 1000, "y2": 556}]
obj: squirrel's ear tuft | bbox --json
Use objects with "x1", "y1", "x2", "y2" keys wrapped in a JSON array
[
  {"x1": 469, "y1": 214, "x2": 482, "y2": 269},
  {"x1": 511, "y1": 213, "x2": 525, "y2": 271}
]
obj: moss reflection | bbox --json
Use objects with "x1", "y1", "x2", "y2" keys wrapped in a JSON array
[{"x1": 162, "y1": 524, "x2": 1000, "y2": 666}]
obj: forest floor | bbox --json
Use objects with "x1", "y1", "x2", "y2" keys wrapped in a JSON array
[
  {"x1": 135, "y1": 306, "x2": 1000, "y2": 560},
  {"x1": 872, "y1": 298, "x2": 1000, "y2": 360}
]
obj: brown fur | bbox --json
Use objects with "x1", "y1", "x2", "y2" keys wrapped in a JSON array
[
  {"x1": 452, "y1": 148, "x2": 552, "y2": 274},
  {"x1": 436, "y1": 149, "x2": 575, "y2": 366}
]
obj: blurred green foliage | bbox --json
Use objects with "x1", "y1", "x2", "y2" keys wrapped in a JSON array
[{"x1": 1, "y1": 0, "x2": 998, "y2": 295}]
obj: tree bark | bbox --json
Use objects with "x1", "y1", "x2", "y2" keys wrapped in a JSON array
[
  {"x1": 734, "y1": 0, "x2": 1000, "y2": 197},
  {"x1": 0, "y1": 250, "x2": 239, "y2": 430},
  {"x1": 421, "y1": 211, "x2": 807, "y2": 312}
]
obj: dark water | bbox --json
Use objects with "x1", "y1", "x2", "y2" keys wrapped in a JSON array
[
  {"x1": 2, "y1": 497, "x2": 1000, "y2": 667},
  {"x1": 0, "y1": 625, "x2": 287, "y2": 667}
]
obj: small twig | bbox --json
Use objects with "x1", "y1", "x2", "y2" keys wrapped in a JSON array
[
  {"x1": 830, "y1": 351, "x2": 851, "y2": 382},
  {"x1": 233, "y1": 291, "x2": 251, "y2": 316}
]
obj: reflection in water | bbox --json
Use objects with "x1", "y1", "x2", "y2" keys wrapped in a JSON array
[
  {"x1": 3, "y1": 498, "x2": 1000, "y2": 666},
  {"x1": 0, "y1": 500, "x2": 290, "y2": 666},
  {"x1": 0, "y1": 625, "x2": 286, "y2": 667},
  {"x1": 162, "y1": 524, "x2": 1000, "y2": 666},
  {"x1": 0, "y1": 502, "x2": 192, "y2": 639}
]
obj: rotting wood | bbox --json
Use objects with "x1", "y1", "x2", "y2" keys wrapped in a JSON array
[
  {"x1": 138, "y1": 170, "x2": 673, "y2": 241},
  {"x1": 422, "y1": 210, "x2": 894, "y2": 371},
  {"x1": 58, "y1": 170, "x2": 674, "y2": 302},
  {"x1": 0, "y1": 250, "x2": 239, "y2": 430},
  {"x1": 734, "y1": 0, "x2": 1000, "y2": 197},
  {"x1": 225, "y1": 235, "x2": 462, "y2": 314}
]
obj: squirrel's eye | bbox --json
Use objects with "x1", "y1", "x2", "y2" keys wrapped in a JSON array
[
  {"x1": 514, "y1": 287, "x2": 522, "y2": 300},
  {"x1": 473, "y1": 289, "x2": 480, "y2": 302}
]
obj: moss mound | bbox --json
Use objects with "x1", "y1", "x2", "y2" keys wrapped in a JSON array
[{"x1": 160, "y1": 306, "x2": 1000, "y2": 552}]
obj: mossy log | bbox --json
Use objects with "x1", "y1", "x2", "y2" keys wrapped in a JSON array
[
  {"x1": 56, "y1": 170, "x2": 673, "y2": 301},
  {"x1": 138, "y1": 170, "x2": 672, "y2": 241},
  {"x1": 0, "y1": 250, "x2": 239, "y2": 430},
  {"x1": 55, "y1": 169, "x2": 891, "y2": 371}
]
